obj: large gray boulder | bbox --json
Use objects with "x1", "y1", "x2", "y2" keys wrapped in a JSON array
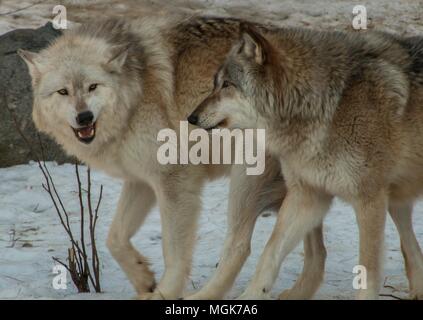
[{"x1": 0, "y1": 22, "x2": 74, "y2": 168}]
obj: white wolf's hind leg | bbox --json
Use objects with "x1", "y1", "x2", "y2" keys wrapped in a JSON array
[
  {"x1": 107, "y1": 180, "x2": 156, "y2": 295},
  {"x1": 279, "y1": 224, "x2": 326, "y2": 300},
  {"x1": 389, "y1": 202, "x2": 423, "y2": 300}
]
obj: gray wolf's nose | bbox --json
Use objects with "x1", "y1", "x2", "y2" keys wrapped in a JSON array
[
  {"x1": 188, "y1": 114, "x2": 198, "y2": 125},
  {"x1": 76, "y1": 111, "x2": 94, "y2": 126}
]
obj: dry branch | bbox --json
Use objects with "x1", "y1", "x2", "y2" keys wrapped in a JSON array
[{"x1": 5, "y1": 93, "x2": 102, "y2": 293}]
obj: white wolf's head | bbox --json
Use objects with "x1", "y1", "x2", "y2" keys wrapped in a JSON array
[
  {"x1": 18, "y1": 20, "x2": 143, "y2": 155},
  {"x1": 188, "y1": 23, "x2": 280, "y2": 131}
]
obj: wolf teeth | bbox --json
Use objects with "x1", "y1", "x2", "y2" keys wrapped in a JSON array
[{"x1": 77, "y1": 128, "x2": 94, "y2": 138}]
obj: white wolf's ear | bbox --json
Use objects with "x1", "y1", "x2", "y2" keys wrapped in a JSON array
[
  {"x1": 17, "y1": 49, "x2": 41, "y2": 79},
  {"x1": 107, "y1": 44, "x2": 130, "y2": 73},
  {"x1": 239, "y1": 23, "x2": 269, "y2": 65}
]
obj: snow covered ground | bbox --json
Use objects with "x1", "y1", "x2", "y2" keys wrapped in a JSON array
[
  {"x1": 1, "y1": 0, "x2": 423, "y2": 300},
  {"x1": 1, "y1": 0, "x2": 423, "y2": 37},
  {"x1": 0, "y1": 162, "x2": 422, "y2": 299}
]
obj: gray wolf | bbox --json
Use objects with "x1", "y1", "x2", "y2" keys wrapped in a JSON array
[
  {"x1": 17, "y1": 15, "x2": 317, "y2": 300},
  {"x1": 189, "y1": 24, "x2": 423, "y2": 299}
]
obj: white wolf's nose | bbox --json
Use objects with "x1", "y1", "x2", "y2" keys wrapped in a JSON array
[{"x1": 76, "y1": 111, "x2": 94, "y2": 126}]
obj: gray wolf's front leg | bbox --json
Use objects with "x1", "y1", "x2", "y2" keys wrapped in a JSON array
[
  {"x1": 238, "y1": 183, "x2": 332, "y2": 299},
  {"x1": 186, "y1": 157, "x2": 285, "y2": 300},
  {"x1": 107, "y1": 180, "x2": 156, "y2": 296},
  {"x1": 279, "y1": 224, "x2": 326, "y2": 300}
]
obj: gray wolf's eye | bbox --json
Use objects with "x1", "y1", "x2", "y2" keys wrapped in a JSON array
[
  {"x1": 222, "y1": 81, "x2": 232, "y2": 89},
  {"x1": 57, "y1": 88, "x2": 68, "y2": 96},
  {"x1": 89, "y1": 84, "x2": 98, "y2": 92}
]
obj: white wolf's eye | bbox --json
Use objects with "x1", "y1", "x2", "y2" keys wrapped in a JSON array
[
  {"x1": 89, "y1": 84, "x2": 98, "y2": 92},
  {"x1": 57, "y1": 88, "x2": 68, "y2": 96}
]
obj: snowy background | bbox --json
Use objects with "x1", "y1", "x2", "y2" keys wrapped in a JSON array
[{"x1": 0, "y1": 0, "x2": 423, "y2": 300}]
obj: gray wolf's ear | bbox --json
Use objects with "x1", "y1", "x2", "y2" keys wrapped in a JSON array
[
  {"x1": 239, "y1": 23, "x2": 268, "y2": 65},
  {"x1": 107, "y1": 44, "x2": 130, "y2": 72},
  {"x1": 17, "y1": 49, "x2": 41, "y2": 79}
]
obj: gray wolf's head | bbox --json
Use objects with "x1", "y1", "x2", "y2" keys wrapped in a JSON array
[
  {"x1": 18, "y1": 20, "x2": 142, "y2": 153},
  {"x1": 188, "y1": 23, "x2": 281, "y2": 130}
]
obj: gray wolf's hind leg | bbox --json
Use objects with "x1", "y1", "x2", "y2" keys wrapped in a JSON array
[
  {"x1": 353, "y1": 192, "x2": 387, "y2": 300},
  {"x1": 389, "y1": 202, "x2": 423, "y2": 300}
]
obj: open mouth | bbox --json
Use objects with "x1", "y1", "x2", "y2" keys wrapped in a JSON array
[
  {"x1": 72, "y1": 122, "x2": 96, "y2": 144},
  {"x1": 205, "y1": 119, "x2": 228, "y2": 131}
]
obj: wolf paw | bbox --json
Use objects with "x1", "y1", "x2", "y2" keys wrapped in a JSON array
[
  {"x1": 184, "y1": 291, "x2": 221, "y2": 300},
  {"x1": 137, "y1": 291, "x2": 165, "y2": 300},
  {"x1": 279, "y1": 289, "x2": 299, "y2": 300},
  {"x1": 236, "y1": 292, "x2": 270, "y2": 300},
  {"x1": 132, "y1": 271, "x2": 156, "y2": 296},
  {"x1": 410, "y1": 291, "x2": 423, "y2": 300},
  {"x1": 279, "y1": 287, "x2": 315, "y2": 300}
]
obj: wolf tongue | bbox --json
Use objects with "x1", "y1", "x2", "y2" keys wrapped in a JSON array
[{"x1": 79, "y1": 127, "x2": 92, "y2": 137}]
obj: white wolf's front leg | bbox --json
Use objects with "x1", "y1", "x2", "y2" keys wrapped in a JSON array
[
  {"x1": 140, "y1": 170, "x2": 203, "y2": 300},
  {"x1": 238, "y1": 184, "x2": 332, "y2": 300},
  {"x1": 107, "y1": 180, "x2": 157, "y2": 295}
]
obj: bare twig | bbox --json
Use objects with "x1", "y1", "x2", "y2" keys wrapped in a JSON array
[
  {"x1": 0, "y1": 0, "x2": 47, "y2": 16},
  {"x1": 7, "y1": 229, "x2": 20, "y2": 248},
  {"x1": 75, "y1": 164, "x2": 90, "y2": 284},
  {"x1": 5, "y1": 93, "x2": 102, "y2": 293},
  {"x1": 87, "y1": 168, "x2": 102, "y2": 292}
]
